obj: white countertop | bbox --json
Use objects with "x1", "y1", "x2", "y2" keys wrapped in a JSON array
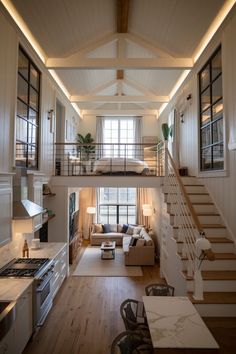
[
  {"x1": 0, "y1": 242, "x2": 67, "y2": 302},
  {"x1": 28, "y1": 242, "x2": 66, "y2": 259},
  {"x1": 143, "y1": 296, "x2": 219, "y2": 349},
  {"x1": 0, "y1": 278, "x2": 33, "y2": 301}
]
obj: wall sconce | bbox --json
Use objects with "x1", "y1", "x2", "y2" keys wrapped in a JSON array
[
  {"x1": 48, "y1": 109, "x2": 54, "y2": 120},
  {"x1": 186, "y1": 94, "x2": 192, "y2": 101},
  {"x1": 180, "y1": 111, "x2": 184, "y2": 123}
]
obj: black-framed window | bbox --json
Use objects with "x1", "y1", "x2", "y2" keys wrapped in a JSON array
[
  {"x1": 199, "y1": 46, "x2": 224, "y2": 171},
  {"x1": 98, "y1": 188, "x2": 136, "y2": 224},
  {"x1": 16, "y1": 47, "x2": 41, "y2": 169}
]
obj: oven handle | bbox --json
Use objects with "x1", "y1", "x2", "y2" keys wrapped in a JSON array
[{"x1": 36, "y1": 271, "x2": 54, "y2": 292}]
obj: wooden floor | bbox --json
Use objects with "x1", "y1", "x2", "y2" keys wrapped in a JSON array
[{"x1": 24, "y1": 245, "x2": 236, "y2": 354}]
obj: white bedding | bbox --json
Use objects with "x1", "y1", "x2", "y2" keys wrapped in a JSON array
[{"x1": 93, "y1": 157, "x2": 148, "y2": 174}]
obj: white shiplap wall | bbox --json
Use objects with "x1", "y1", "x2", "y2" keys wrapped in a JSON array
[
  {"x1": 159, "y1": 6, "x2": 236, "y2": 240},
  {"x1": 0, "y1": 6, "x2": 80, "y2": 176}
]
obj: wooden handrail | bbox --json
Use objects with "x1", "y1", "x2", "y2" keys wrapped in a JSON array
[{"x1": 166, "y1": 150, "x2": 204, "y2": 234}]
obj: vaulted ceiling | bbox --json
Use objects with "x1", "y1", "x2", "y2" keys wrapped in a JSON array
[{"x1": 10, "y1": 0, "x2": 226, "y2": 117}]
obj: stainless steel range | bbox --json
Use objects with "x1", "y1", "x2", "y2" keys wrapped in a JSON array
[{"x1": 0, "y1": 258, "x2": 54, "y2": 327}]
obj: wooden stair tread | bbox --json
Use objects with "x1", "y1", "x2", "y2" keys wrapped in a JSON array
[
  {"x1": 188, "y1": 292, "x2": 236, "y2": 304},
  {"x1": 192, "y1": 202, "x2": 214, "y2": 205},
  {"x1": 178, "y1": 252, "x2": 236, "y2": 260},
  {"x1": 176, "y1": 237, "x2": 233, "y2": 244},
  {"x1": 182, "y1": 270, "x2": 236, "y2": 280},
  {"x1": 170, "y1": 212, "x2": 220, "y2": 216},
  {"x1": 173, "y1": 223, "x2": 226, "y2": 229},
  {"x1": 201, "y1": 224, "x2": 226, "y2": 228}
]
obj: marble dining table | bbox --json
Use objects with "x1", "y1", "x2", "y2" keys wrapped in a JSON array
[{"x1": 142, "y1": 296, "x2": 219, "y2": 349}]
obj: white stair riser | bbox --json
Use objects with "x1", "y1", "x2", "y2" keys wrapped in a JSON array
[
  {"x1": 177, "y1": 242, "x2": 234, "y2": 253},
  {"x1": 170, "y1": 214, "x2": 222, "y2": 225},
  {"x1": 204, "y1": 228, "x2": 228, "y2": 237},
  {"x1": 193, "y1": 205, "x2": 217, "y2": 213},
  {"x1": 187, "y1": 280, "x2": 236, "y2": 292},
  {"x1": 185, "y1": 186, "x2": 207, "y2": 194},
  {"x1": 181, "y1": 259, "x2": 236, "y2": 271},
  {"x1": 188, "y1": 194, "x2": 212, "y2": 203},
  {"x1": 181, "y1": 177, "x2": 199, "y2": 185},
  {"x1": 194, "y1": 304, "x2": 236, "y2": 317}
]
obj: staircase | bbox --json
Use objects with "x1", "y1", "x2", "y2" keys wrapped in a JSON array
[{"x1": 164, "y1": 176, "x2": 236, "y2": 317}]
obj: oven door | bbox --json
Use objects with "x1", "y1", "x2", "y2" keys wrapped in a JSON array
[{"x1": 35, "y1": 274, "x2": 53, "y2": 326}]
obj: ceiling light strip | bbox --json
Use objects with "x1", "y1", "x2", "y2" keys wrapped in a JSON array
[
  {"x1": 1, "y1": 0, "x2": 82, "y2": 118},
  {"x1": 1, "y1": 0, "x2": 46, "y2": 63},
  {"x1": 193, "y1": 0, "x2": 236, "y2": 63}
]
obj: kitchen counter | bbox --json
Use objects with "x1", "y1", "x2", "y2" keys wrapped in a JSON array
[
  {"x1": 29, "y1": 242, "x2": 66, "y2": 259},
  {"x1": 0, "y1": 278, "x2": 33, "y2": 301},
  {"x1": 0, "y1": 242, "x2": 67, "y2": 302}
]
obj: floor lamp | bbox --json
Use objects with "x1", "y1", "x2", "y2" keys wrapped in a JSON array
[
  {"x1": 142, "y1": 204, "x2": 153, "y2": 231},
  {"x1": 87, "y1": 207, "x2": 96, "y2": 242}
]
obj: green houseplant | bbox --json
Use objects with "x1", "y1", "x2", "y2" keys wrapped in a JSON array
[
  {"x1": 161, "y1": 123, "x2": 172, "y2": 141},
  {"x1": 77, "y1": 133, "x2": 95, "y2": 160}
]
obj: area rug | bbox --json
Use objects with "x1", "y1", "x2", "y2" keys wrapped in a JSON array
[{"x1": 72, "y1": 246, "x2": 143, "y2": 277}]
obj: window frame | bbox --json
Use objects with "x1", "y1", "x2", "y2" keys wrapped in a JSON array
[
  {"x1": 16, "y1": 46, "x2": 41, "y2": 170},
  {"x1": 97, "y1": 188, "x2": 136, "y2": 224},
  {"x1": 198, "y1": 45, "x2": 224, "y2": 172}
]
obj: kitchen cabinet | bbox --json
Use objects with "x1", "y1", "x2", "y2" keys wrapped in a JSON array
[
  {"x1": 0, "y1": 284, "x2": 32, "y2": 354},
  {"x1": 51, "y1": 244, "x2": 67, "y2": 299},
  {"x1": 0, "y1": 175, "x2": 12, "y2": 247},
  {"x1": 14, "y1": 285, "x2": 33, "y2": 354}
]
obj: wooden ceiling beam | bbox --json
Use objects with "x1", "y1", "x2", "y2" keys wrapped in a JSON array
[{"x1": 117, "y1": 0, "x2": 130, "y2": 33}]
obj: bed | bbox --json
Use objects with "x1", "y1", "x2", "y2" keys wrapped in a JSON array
[{"x1": 93, "y1": 157, "x2": 149, "y2": 174}]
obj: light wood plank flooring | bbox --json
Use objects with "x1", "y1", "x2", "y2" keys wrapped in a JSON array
[{"x1": 24, "y1": 245, "x2": 236, "y2": 354}]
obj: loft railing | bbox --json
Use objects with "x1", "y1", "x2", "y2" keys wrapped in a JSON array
[
  {"x1": 163, "y1": 143, "x2": 214, "y2": 300},
  {"x1": 54, "y1": 142, "x2": 164, "y2": 176}
]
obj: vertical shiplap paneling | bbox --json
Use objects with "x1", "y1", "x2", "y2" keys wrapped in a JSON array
[
  {"x1": 0, "y1": 10, "x2": 17, "y2": 172},
  {"x1": 159, "y1": 8, "x2": 236, "y2": 240}
]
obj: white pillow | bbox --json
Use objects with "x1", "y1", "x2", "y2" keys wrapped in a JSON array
[
  {"x1": 109, "y1": 224, "x2": 117, "y2": 232},
  {"x1": 133, "y1": 226, "x2": 142, "y2": 235}
]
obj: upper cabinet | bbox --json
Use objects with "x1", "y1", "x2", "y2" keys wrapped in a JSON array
[{"x1": 0, "y1": 175, "x2": 12, "y2": 247}]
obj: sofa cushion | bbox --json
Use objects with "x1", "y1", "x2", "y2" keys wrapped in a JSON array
[
  {"x1": 136, "y1": 239, "x2": 146, "y2": 247},
  {"x1": 103, "y1": 224, "x2": 110, "y2": 233},
  {"x1": 94, "y1": 223, "x2": 103, "y2": 233}
]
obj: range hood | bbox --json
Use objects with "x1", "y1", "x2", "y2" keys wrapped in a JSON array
[{"x1": 13, "y1": 169, "x2": 45, "y2": 220}]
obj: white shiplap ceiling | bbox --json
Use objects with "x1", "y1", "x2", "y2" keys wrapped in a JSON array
[{"x1": 10, "y1": 0, "x2": 226, "y2": 116}]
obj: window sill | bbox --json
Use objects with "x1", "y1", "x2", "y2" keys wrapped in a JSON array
[{"x1": 198, "y1": 170, "x2": 228, "y2": 178}]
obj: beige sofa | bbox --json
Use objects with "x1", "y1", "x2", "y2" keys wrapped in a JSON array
[
  {"x1": 90, "y1": 223, "x2": 155, "y2": 266},
  {"x1": 123, "y1": 229, "x2": 155, "y2": 266}
]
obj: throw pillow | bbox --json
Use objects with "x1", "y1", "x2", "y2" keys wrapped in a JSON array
[
  {"x1": 136, "y1": 239, "x2": 145, "y2": 247},
  {"x1": 121, "y1": 223, "x2": 129, "y2": 233},
  {"x1": 133, "y1": 226, "x2": 142, "y2": 235},
  {"x1": 109, "y1": 224, "x2": 117, "y2": 232},
  {"x1": 102, "y1": 224, "x2": 110, "y2": 233},
  {"x1": 126, "y1": 225, "x2": 135, "y2": 235},
  {"x1": 117, "y1": 224, "x2": 123, "y2": 233},
  {"x1": 124, "y1": 303, "x2": 136, "y2": 323},
  {"x1": 94, "y1": 223, "x2": 103, "y2": 233}
]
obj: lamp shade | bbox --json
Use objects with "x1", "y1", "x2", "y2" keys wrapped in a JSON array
[
  {"x1": 142, "y1": 204, "x2": 152, "y2": 210},
  {"x1": 143, "y1": 208, "x2": 153, "y2": 216},
  {"x1": 87, "y1": 207, "x2": 96, "y2": 214},
  {"x1": 195, "y1": 237, "x2": 211, "y2": 251}
]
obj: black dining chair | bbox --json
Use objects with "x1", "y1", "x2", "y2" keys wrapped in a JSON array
[
  {"x1": 120, "y1": 299, "x2": 149, "y2": 332},
  {"x1": 145, "y1": 283, "x2": 175, "y2": 296},
  {"x1": 111, "y1": 331, "x2": 154, "y2": 354}
]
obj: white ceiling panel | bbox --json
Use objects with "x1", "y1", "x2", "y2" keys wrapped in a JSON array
[{"x1": 129, "y1": 0, "x2": 225, "y2": 57}]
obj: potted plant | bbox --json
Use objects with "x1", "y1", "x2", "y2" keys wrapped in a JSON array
[
  {"x1": 161, "y1": 123, "x2": 172, "y2": 141},
  {"x1": 77, "y1": 133, "x2": 95, "y2": 160}
]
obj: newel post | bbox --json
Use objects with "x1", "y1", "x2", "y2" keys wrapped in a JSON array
[{"x1": 193, "y1": 269, "x2": 204, "y2": 300}]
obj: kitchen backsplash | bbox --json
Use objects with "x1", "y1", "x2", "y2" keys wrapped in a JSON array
[{"x1": 0, "y1": 232, "x2": 34, "y2": 268}]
